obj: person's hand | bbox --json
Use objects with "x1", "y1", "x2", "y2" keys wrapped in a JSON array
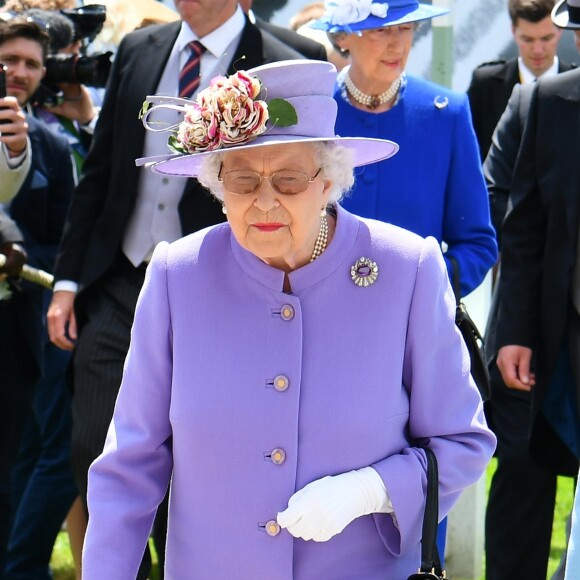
[
  {"x1": 0, "y1": 242, "x2": 26, "y2": 279},
  {"x1": 44, "y1": 84, "x2": 97, "y2": 126},
  {"x1": 497, "y1": 345, "x2": 536, "y2": 391},
  {"x1": 0, "y1": 97, "x2": 28, "y2": 156},
  {"x1": 277, "y1": 467, "x2": 389, "y2": 542},
  {"x1": 47, "y1": 290, "x2": 77, "y2": 351}
]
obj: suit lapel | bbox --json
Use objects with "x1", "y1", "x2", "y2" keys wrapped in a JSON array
[
  {"x1": 226, "y1": 17, "x2": 264, "y2": 74},
  {"x1": 137, "y1": 22, "x2": 181, "y2": 96}
]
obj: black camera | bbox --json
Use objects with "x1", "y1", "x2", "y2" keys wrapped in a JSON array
[
  {"x1": 30, "y1": 4, "x2": 111, "y2": 106},
  {"x1": 61, "y1": 4, "x2": 107, "y2": 44},
  {"x1": 44, "y1": 51, "x2": 112, "y2": 88}
]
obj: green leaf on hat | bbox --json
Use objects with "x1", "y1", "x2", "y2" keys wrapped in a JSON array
[
  {"x1": 138, "y1": 100, "x2": 151, "y2": 120},
  {"x1": 168, "y1": 135, "x2": 187, "y2": 154},
  {"x1": 267, "y1": 98, "x2": 298, "y2": 128}
]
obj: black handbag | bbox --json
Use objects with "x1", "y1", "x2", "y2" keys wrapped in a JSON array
[
  {"x1": 407, "y1": 448, "x2": 446, "y2": 580},
  {"x1": 449, "y1": 257, "x2": 491, "y2": 401}
]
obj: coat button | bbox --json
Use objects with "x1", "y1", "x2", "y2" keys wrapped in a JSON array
[
  {"x1": 265, "y1": 520, "x2": 281, "y2": 536},
  {"x1": 280, "y1": 304, "x2": 295, "y2": 321},
  {"x1": 273, "y1": 375, "x2": 289, "y2": 392},
  {"x1": 270, "y1": 448, "x2": 286, "y2": 465}
]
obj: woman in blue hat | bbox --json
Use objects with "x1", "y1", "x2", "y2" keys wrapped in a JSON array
[{"x1": 311, "y1": 0, "x2": 497, "y2": 298}]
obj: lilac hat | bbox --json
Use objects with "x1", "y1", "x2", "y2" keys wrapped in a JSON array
[
  {"x1": 309, "y1": 0, "x2": 449, "y2": 34},
  {"x1": 136, "y1": 60, "x2": 398, "y2": 177},
  {"x1": 552, "y1": 0, "x2": 580, "y2": 29}
]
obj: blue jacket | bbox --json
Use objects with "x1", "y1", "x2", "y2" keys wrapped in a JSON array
[{"x1": 336, "y1": 75, "x2": 497, "y2": 297}]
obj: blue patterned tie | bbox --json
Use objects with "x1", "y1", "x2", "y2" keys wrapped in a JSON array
[{"x1": 179, "y1": 41, "x2": 206, "y2": 98}]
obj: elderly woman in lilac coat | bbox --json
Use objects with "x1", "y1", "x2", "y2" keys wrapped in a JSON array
[{"x1": 82, "y1": 60, "x2": 495, "y2": 578}]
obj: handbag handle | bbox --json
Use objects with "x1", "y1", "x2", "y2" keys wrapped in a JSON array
[
  {"x1": 448, "y1": 255, "x2": 461, "y2": 305},
  {"x1": 419, "y1": 448, "x2": 444, "y2": 576}
]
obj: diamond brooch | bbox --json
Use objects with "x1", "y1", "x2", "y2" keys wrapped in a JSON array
[{"x1": 350, "y1": 257, "x2": 379, "y2": 287}]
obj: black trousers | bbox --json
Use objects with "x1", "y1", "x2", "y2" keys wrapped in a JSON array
[
  {"x1": 484, "y1": 364, "x2": 557, "y2": 580},
  {"x1": 0, "y1": 302, "x2": 39, "y2": 573},
  {"x1": 71, "y1": 256, "x2": 166, "y2": 578}
]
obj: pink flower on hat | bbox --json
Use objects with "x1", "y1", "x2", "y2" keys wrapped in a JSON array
[
  {"x1": 175, "y1": 71, "x2": 270, "y2": 153},
  {"x1": 324, "y1": 0, "x2": 389, "y2": 26}
]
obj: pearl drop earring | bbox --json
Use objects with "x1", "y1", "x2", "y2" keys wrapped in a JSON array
[{"x1": 222, "y1": 205, "x2": 227, "y2": 215}]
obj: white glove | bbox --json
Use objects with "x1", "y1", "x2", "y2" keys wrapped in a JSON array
[{"x1": 277, "y1": 466, "x2": 393, "y2": 542}]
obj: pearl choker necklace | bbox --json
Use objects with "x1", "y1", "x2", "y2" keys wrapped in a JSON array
[
  {"x1": 310, "y1": 214, "x2": 328, "y2": 262},
  {"x1": 344, "y1": 71, "x2": 401, "y2": 110}
]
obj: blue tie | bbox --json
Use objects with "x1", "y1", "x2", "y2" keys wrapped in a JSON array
[{"x1": 179, "y1": 41, "x2": 206, "y2": 98}]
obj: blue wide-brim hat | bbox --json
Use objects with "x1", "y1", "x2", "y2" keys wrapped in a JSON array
[
  {"x1": 136, "y1": 60, "x2": 398, "y2": 177},
  {"x1": 310, "y1": 0, "x2": 449, "y2": 34},
  {"x1": 552, "y1": 0, "x2": 580, "y2": 29}
]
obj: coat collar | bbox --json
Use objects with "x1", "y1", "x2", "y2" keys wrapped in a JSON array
[{"x1": 230, "y1": 205, "x2": 361, "y2": 293}]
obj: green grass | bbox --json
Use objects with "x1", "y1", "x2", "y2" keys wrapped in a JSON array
[
  {"x1": 51, "y1": 459, "x2": 575, "y2": 580},
  {"x1": 51, "y1": 536, "x2": 160, "y2": 580}
]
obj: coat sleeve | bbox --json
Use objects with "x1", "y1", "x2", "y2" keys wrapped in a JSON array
[
  {"x1": 442, "y1": 94, "x2": 498, "y2": 296},
  {"x1": 0, "y1": 143, "x2": 30, "y2": 203},
  {"x1": 0, "y1": 211, "x2": 24, "y2": 245},
  {"x1": 483, "y1": 84, "x2": 524, "y2": 249},
  {"x1": 82, "y1": 242, "x2": 174, "y2": 579},
  {"x1": 53, "y1": 34, "x2": 129, "y2": 283},
  {"x1": 495, "y1": 83, "x2": 545, "y2": 350},
  {"x1": 466, "y1": 69, "x2": 489, "y2": 162},
  {"x1": 371, "y1": 236, "x2": 496, "y2": 556}
]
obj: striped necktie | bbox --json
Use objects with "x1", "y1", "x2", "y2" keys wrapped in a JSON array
[{"x1": 179, "y1": 41, "x2": 206, "y2": 99}]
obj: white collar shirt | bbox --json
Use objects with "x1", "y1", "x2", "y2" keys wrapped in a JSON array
[{"x1": 518, "y1": 56, "x2": 559, "y2": 84}]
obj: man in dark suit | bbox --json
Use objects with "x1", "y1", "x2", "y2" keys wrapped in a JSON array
[
  {"x1": 483, "y1": 79, "x2": 560, "y2": 580},
  {"x1": 240, "y1": 0, "x2": 327, "y2": 60},
  {"x1": 0, "y1": 17, "x2": 74, "y2": 573},
  {"x1": 47, "y1": 0, "x2": 302, "y2": 574},
  {"x1": 493, "y1": 3, "x2": 580, "y2": 578},
  {"x1": 467, "y1": 0, "x2": 573, "y2": 162}
]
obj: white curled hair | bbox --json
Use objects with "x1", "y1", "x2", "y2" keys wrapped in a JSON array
[{"x1": 197, "y1": 142, "x2": 356, "y2": 204}]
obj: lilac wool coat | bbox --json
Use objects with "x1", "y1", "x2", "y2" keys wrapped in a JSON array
[{"x1": 83, "y1": 206, "x2": 495, "y2": 579}]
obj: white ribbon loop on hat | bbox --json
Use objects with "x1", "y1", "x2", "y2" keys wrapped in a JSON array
[
  {"x1": 325, "y1": 0, "x2": 389, "y2": 26},
  {"x1": 140, "y1": 95, "x2": 192, "y2": 134}
]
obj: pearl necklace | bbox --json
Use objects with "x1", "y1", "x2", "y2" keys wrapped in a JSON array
[
  {"x1": 344, "y1": 71, "x2": 401, "y2": 110},
  {"x1": 310, "y1": 214, "x2": 328, "y2": 262}
]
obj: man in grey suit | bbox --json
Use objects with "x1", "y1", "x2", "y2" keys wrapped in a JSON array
[{"x1": 47, "y1": 0, "x2": 302, "y2": 575}]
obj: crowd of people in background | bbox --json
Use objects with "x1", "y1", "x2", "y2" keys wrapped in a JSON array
[{"x1": 0, "y1": 0, "x2": 579, "y2": 578}]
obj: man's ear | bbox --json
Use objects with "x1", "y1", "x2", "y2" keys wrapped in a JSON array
[{"x1": 41, "y1": 66, "x2": 46, "y2": 79}]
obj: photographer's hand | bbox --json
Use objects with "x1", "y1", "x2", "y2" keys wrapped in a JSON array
[
  {"x1": 45, "y1": 83, "x2": 97, "y2": 126},
  {"x1": 0, "y1": 97, "x2": 28, "y2": 156}
]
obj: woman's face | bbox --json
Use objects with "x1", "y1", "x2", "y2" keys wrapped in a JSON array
[
  {"x1": 339, "y1": 24, "x2": 415, "y2": 86},
  {"x1": 221, "y1": 143, "x2": 332, "y2": 273}
]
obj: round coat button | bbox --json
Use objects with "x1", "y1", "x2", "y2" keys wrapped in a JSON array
[
  {"x1": 265, "y1": 520, "x2": 281, "y2": 536},
  {"x1": 273, "y1": 375, "x2": 289, "y2": 392},
  {"x1": 280, "y1": 304, "x2": 295, "y2": 321},
  {"x1": 270, "y1": 448, "x2": 286, "y2": 465}
]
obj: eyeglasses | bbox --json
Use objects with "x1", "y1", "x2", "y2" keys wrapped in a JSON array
[{"x1": 218, "y1": 166, "x2": 322, "y2": 195}]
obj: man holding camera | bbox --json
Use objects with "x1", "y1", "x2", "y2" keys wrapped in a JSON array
[{"x1": 0, "y1": 16, "x2": 74, "y2": 574}]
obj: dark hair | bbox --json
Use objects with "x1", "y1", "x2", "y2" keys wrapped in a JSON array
[
  {"x1": 508, "y1": 0, "x2": 557, "y2": 25},
  {"x1": 25, "y1": 8, "x2": 73, "y2": 52},
  {"x1": 0, "y1": 16, "x2": 50, "y2": 60}
]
